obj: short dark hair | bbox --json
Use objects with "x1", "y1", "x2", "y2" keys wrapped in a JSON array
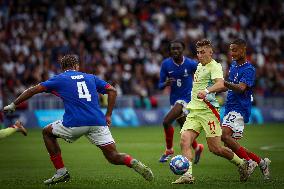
[
  {"x1": 196, "y1": 39, "x2": 212, "y2": 48},
  {"x1": 169, "y1": 40, "x2": 185, "y2": 50},
  {"x1": 231, "y1": 38, "x2": 247, "y2": 47},
  {"x1": 60, "y1": 54, "x2": 79, "y2": 70}
]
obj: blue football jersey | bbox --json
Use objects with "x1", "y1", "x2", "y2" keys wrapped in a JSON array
[
  {"x1": 224, "y1": 61, "x2": 256, "y2": 123},
  {"x1": 158, "y1": 56, "x2": 197, "y2": 105},
  {"x1": 40, "y1": 70, "x2": 109, "y2": 127}
]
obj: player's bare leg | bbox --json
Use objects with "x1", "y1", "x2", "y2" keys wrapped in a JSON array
[
  {"x1": 160, "y1": 104, "x2": 202, "y2": 163},
  {"x1": 42, "y1": 125, "x2": 70, "y2": 185},
  {"x1": 177, "y1": 117, "x2": 204, "y2": 164},
  {"x1": 207, "y1": 136, "x2": 250, "y2": 182},
  {"x1": 172, "y1": 129, "x2": 198, "y2": 184},
  {"x1": 221, "y1": 127, "x2": 258, "y2": 178},
  {"x1": 99, "y1": 143, "x2": 154, "y2": 181}
]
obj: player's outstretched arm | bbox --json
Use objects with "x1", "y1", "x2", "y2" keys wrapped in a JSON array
[
  {"x1": 224, "y1": 81, "x2": 247, "y2": 93},
  {"x1": 105, "y1": 85, "x2": 117, "y2": 126},
  {"x1": 197, "y1": 78, "x2": 226, "y2": 99},
  {"x1": 3, "y1": 84, "x2": 46, "y2": 113}
]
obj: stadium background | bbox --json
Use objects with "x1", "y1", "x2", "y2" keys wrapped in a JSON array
[
  {"x1": 0, "y1": 1, "x2": 284, "y2": 189},
  {"x1": 1, "y1": 0, "x2": 284, "y2": 127}
]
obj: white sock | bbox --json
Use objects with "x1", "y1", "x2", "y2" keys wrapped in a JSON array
[
  {"x1": 184, "y1": 161, "x2": 193, "y2": 176},
  {"x1": 259, "y1": 159, "x2": 265, "y2": 169},
  {"x1": 57, "y1": 167, "x2": 67, "y2": 175}
]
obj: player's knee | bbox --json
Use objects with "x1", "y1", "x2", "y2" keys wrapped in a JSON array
[
  {"x1": 105, "y1": 151, "x2": 119, "y2": 164},
  {"x1": 180, "y1": 135, "x2": 189, "y2": 149},
  {"x1": 42, "y1": 127, "x2": 49, "y2": 136},
  {"x1": 162, "y1": 118, "x2": 171, "y2": 128}
]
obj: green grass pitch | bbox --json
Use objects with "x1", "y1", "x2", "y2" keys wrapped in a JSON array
[{"x1": 0, "y1": 124, "x2": 283, "y2": 189}]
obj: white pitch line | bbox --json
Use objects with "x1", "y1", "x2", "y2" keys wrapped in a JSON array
[{"x1": 260, "y1": 145, "x2": 284, "y2": 151}]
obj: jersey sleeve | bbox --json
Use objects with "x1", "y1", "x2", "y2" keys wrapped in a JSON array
[
  {"x1": 211, "y1": 63, "x2": 224, "y2": 80},
  {"x1": 228, "y1": 67, "x2": 234, "y2": 82},
  {"x1": 40, "y1": 76, "x2": 59, "y2": 92},
  {"x1": 240, "y1": 68, "x2": 255, "y2": 87},
  {"x1": 158, "y1": 62, "x2": 167, "y2": 89},
  {"x1": 191, "y1": 60, "x2": 198, "y2": 73},
  {"x1": 94, "y1": 76, "x2": 109, "y2": 94}
]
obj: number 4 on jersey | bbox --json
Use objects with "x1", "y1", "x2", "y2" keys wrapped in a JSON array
[{"x1": 77, "y1": 81, "x2": 91, "y2": 101}]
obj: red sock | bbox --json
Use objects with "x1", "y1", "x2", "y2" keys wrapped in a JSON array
[
  {"x1": 235, "y1": 147, "x2": 250, "y2": 161},
  {"x1": 192, "y1": 140, "x2": 198, "y2": 150},
  {"x1": 247, "y1": 151, "x2": 261, "y2": 164},
  {"x1": 164, "y1": 126, "x2": 174, "y2": 150},
  {"x1": 50, "y1": 153, "x2": 64, "y2": 170},
  {"x1": 124, "y1": 155, "x2": 133, "y2": 167}
]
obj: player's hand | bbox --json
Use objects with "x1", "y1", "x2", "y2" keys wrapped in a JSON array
[
  {"x1": 197, "y1": 90, "x2": 207, "y2": 99},
  {"x1": 3, "y1": 103, "x2": 16, "y2": 113},
  {"x1": 105, "y1": 115, "x2": 112, "y2": 127},
  {"x1": 165, "y1": 78, "x2": 176, "y2": 86}
]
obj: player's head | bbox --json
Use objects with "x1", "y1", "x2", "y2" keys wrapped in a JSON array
[
  {"x1": 60, "y1": 54, "x2": 80, "y2": 71},
  {"x1": 196, "y1": 39, "x2": 213, "y2": 65},
  {"x1": 230, "y1": 38, "x2": 247, "y2": 61},
  {"x1": 169, "y1": 40, "x2": 185, "y2": 60}
]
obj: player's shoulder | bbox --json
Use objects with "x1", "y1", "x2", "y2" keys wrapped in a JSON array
[
  {"x1": 184, "y1": 56, "x2": 198, "y2": 65},
  {"x1": 230, "y1": 61, "x2": 238, "y2": 68},
  {"x1": 245, "y1": 61, "x2": 256, "y2": 70},
  {"x1": 209, "y1": 59, "x2": 222, "y2": 69}
]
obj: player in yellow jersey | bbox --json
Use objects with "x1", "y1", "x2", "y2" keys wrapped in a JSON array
[{"x1": 172, "y1": 39, "x2": 250, "y2": 184}]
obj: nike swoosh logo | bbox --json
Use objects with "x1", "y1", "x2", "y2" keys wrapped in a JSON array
[{"x1": 168, "y1": 71, "x2": 174, "y2": 73}]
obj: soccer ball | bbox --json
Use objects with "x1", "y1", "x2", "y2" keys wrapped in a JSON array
[{"x1": 169, "y1": 155, "x2": 190, "y2": 175}]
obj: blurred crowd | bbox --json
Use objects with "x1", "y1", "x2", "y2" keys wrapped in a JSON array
[{"x1": 1, "y1": 0, "x2": 284, "y2": 108}]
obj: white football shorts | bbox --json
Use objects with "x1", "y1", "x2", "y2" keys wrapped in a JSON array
[
  {"x1": 48, "y1": 120, "x2": 115, "y2": 146},
  {"x1": 222, "y1": 111, "x2": 245, "y2": 139}
]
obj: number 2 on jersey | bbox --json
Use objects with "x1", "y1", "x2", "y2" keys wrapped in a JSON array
[{"x1": 77, "y1": 81, "x2": 91, "y2": 101}]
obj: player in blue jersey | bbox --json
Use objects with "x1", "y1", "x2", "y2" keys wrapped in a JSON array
[
  {"x1": 158, "y1": 40, "x2": 204, "y2": 163},
  {"x1": 3, "y1": 55, "x2": 154, "y2": 185},
  {"x1": 221, "y1": 39, "x2": 271, "y2": 180}
]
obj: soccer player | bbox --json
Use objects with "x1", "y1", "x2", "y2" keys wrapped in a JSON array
[
  {"x1": 3, "y1": 54, "x2": 154, "y2": 185},
  {"x1": 172, "y1": 39, "x2": 249, "y2": 184},
  {"x1": 221, "y1": 38, "x2": 271, "y2": 180},
  {"x1": 158, "y1": 40, "x2": 204, "y2": 164},
  {"x1": 0, "y1": 120, "x2": 27, "y2": 139}
]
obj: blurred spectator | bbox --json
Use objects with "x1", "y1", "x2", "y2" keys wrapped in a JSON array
[{"x1": 1, "y1": 0, "x2": 284, "y2": 107}]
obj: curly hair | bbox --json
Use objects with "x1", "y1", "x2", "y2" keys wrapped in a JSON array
[
  {"x1": 231, "y1": 38, "x2": 247, "y2": 47},
  {"x1": 60, "y1": 54, "x2": 79, "y2": 70}
]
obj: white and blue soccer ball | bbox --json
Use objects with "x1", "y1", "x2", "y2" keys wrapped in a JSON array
[{"x1": 169, "y1": 155, "x2": 190, "y2": 175}]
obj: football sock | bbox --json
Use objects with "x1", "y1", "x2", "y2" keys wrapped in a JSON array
[
  {"x1": 230, "y1": 153, "x2": 244, "y2": 166},
  {"x1": 0, "y1": 127, "x2": 17, "y2": 139},
  {"x1": 258, "y1": 159, "x2": 266, "y2": 169},
  {"x1": 185, "y1": 161, "x2": 193, "y2": 175},
  {"x1": 191, "y1": 140, "x2": 198, "y2": 151},
  {"x1": 124, "y1": 155, "x2": 134, "y2": 167},
  {"x1": 57, "y1": 167, "x2": 67, "y2": 175},
  {"x1": 246, "y1": 151, "x2": 261, "y2": 164},
  {"x1": 50, "y1": 153, "x2": 65, "y2": 170},
  {"x1": 235, "y1": 147, "x2": 250, "y2": 161},
  {"x1": 164, "y1": 125, "x2": 174, "y2": 150}
]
